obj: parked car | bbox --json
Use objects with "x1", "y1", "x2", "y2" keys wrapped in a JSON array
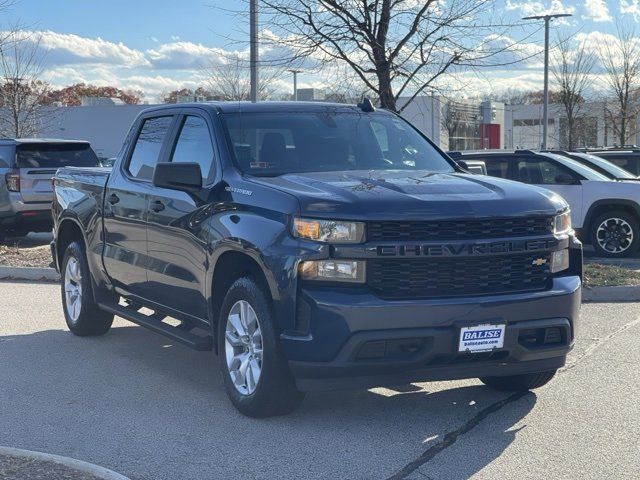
[
  {"x1": 585, "y1": 149, "x2": 640, "y2": 176},
  {"x1": 458, "y1": 159, "x2": 487, "y2": 175},
  {"x1": 549, "y1": 151, "x2": 638, "y2": 180},
  {"x1": 51, "y1": 102, "x2": 581, "y2": 417},
  {"x1": 98, "y1": 157, "x2": 116, "y2": 168},
  {"x1": 450, "y1": 149, "x2": 640, "y2": 257},
  {"x1": 0, "y1": 139, "x2": 100, "y2": 243}
]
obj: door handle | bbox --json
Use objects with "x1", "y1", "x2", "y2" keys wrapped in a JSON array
[
  {"x1": 150, "y1": 200, "x2": 165, "y2": 213},
  {"x1": 108, "y1": 193, "x2": 120, "y2": 205}
]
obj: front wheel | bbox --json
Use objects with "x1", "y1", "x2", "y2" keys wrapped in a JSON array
[
  {"x1": 590, "y1": 210, "x2": 640, "y2": 258},
  {"x1": 218, "y1": 276, "x2": 304, "y2": 417},
  {"x1": 480, "y1": 370, "x2": 557, "y2": 392},
  {"x1": 61, "y1": 241, "x2": 114, "y2": 336}
]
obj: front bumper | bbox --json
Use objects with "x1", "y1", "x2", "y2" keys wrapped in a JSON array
[{"x1": 283, "y1": 275, "x2": 581, "y2": 391}]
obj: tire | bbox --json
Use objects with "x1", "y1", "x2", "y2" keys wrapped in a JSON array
[
  {"x1": 480, "y1": 370, "x2": 557, "y2": 392},
  {"x1": 590, "y1": 210, "x2": 640, "y2": 258},
  {"x1": 61, "y1": 241, "x2": 114, "y2": 336},
  {"x1": 218, "y1": 276, "x2": 304, "y2": 417}
]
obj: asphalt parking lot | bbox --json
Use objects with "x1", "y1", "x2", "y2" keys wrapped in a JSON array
[{"x1": 1, "y1": 282, "x2": 639, "y2": 480}]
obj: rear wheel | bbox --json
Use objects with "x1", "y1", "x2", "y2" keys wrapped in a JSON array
[
  {"x1": 61, "y1": 241, "x2": 113, "y2": 336},
  {"x1": 590, "y1": 210, "x2": 640, "y2": 258},
  {"x1": 480, "y1": 370, "x2": 557, "y2": 391},
  {"x1": 218, "y1": 276, "x2": 304, "y2": 417}
]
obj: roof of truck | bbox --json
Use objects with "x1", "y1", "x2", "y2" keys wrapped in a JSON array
[
  {"x1": 140, "y1": 101, "x2": 393, "y2": 115},
  {"x1": 0, "y1": 138, "x2": 91, "y2": 145}
]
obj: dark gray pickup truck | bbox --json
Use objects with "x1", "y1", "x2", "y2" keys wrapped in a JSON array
[{"x1": 51, "y1": 102, "x2": 582, "y2": 417}]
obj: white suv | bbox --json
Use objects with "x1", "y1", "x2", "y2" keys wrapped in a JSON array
[{"x1": 452, "y1": 150, "x2": 640, "y2": 258}]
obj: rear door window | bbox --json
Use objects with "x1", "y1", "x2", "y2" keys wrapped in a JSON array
[
  {"x1": 16, "y1": 144, "x2": 99, "y2": 168},
  {"x1": 479, "y1": 156, "x2": 511, "y2": 179},
  {"x1": 513, "y1": 158, "x2": 577, "y2": 184},
  {"x1": 127, "y1": 116, "x2": 174, "y2": 181}
]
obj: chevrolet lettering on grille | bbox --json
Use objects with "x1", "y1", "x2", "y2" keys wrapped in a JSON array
[{"x1": 375, "y1": 239, "x2": 557, "y2": 257}]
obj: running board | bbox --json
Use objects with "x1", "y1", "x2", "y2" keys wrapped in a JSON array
[{"x1": 98, "y1": 302, "x2": 213, "y2": 351}]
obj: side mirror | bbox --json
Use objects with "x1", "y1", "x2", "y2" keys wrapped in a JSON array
[
  {"x1": 554, "y1": 173, "x2": 579, "y2": 185},
  {"x1": 455, "y1": 160, "x2": 470, "y2": 170},
  {"x1": 153, "y1": 162, "x2": 202, "y2": 193}
]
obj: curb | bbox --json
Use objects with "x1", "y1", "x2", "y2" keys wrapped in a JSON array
[
  {"x1": 582, "y1": 285, "x2": 640, "y2": 302},
  {"x1": 0, "y1": 266, "x2": 60, "y2": 282},
  {"x1": 0, "y1": 446, "x2": 130, "y2": 480}
]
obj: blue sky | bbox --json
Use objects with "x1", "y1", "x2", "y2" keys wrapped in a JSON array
[{"x1": 4, "y1": 0, "x2": 639, "y2": 101}]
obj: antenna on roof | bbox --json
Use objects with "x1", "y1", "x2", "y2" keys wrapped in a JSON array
[{"x1": 357, "y1": 96, "x2": 376, "y2": 113}]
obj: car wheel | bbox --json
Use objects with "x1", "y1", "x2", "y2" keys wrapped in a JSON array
[
  {"x1": 61, "y1": 241, "x2": 114, "y2": 336},
  {"x1": 590, "y1": 210, "x2": 640, "y2": 258},
  {"x1": 218, "y1": 276, "x2": 304, "y2": 417},
  {"x1": 479, "y1": 370, "x2": 557, "y2": 391}
]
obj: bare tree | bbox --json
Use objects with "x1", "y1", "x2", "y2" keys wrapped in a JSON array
[
  {"x1": 324, "y1": 65, "x2": 372, "y2": 103},
  {"x1": 0, "y1": 32, "x2": 52, "y2": 138},
  {"x1": 552, "y1": 34, "x2": 595, "y2": 149},
  {"x1": 441, "y1": 100, "x2": 462, "y2": 141},
  {"x1": 256, "y1": 0, "x2": 527, "y2": 113},
  {"x1": 599, "y1": 22, "x2": 640, "y2": 146},
  {"x1": 205, "y1": 55, "x2": 283, "y2": 101}
]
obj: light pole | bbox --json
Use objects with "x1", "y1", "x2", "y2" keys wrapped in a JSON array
[
  {"x1": 288, "y1": 69, "x2": 302, "y2": 101},
  {"x1": 523, "y1": 12, "x2": 572, "y2": 150},
  {"x1": 250, "y1": 0, "x2": 258, "y2": 103}
]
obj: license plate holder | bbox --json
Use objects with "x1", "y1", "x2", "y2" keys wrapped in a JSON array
[{"x1": 458, "y1": 323, "x2": 506, "y2": 353}]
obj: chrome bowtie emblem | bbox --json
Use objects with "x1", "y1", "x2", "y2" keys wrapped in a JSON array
[{"x1": 532, "y1": 258, "x2": 547, "y2": 267}]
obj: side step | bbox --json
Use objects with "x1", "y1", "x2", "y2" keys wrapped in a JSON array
[{"x1": 98, "y1": 302, "x2": 213, "y2": 351}]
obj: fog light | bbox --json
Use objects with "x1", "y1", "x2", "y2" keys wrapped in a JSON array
[
  {"x1": 299, "y1": 260, "x2": 365, "y2": 283},
  {"x1": 550, "y1": 249, "x2": 569, "y2": 273}
]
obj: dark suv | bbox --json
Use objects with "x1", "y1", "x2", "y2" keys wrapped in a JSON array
[{"x1": 51, "y1": 103, "x2": 582, "y2": 417}]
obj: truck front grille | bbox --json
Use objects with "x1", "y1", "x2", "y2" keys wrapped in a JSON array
[
  {"x1": 367, "y1": 253, "x2": 551, "y2": 300},
  {"x1": 368, "y1": 217, "x2": 554, "y2": 242}
]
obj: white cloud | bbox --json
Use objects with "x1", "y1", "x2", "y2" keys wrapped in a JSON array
[
  {"x1": 505, "y1": 0, "x2": 576, "y2": 17},
  {"x1": 621, "y1": 0, "x2": 640, "y2": 20},
  {"x1": 28, "y1": 30, "x2": 148, "y2": 67},
  {"x1": 583, "y1": 0, "x2": 612, "y2": 22},
  {"x1": 146, "y1": 41, "x2": 230, "y2": 69}
]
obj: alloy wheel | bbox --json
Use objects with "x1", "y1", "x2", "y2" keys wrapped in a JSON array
[
  {"x1": 596, "y1": 217, "x2": 634, "y2": 254},
  {"x1": 225, "y1": 300, "x2": 263, "y2": 395},
  {"x1": 64, "y1": 256, "x2": 83, "y2": 321}
]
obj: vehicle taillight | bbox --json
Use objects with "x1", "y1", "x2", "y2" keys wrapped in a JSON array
[{"x1": 5, "y1": 169, "x2": 20, "y2": 192}]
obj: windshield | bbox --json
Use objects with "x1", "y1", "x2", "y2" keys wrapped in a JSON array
[
  {"x1": 572, "y1": 153, "x2": 636, "y2": 179},
  {"x1": 221, "y1": 111, "x2": 454, "y2": 176},
  {"x1": 16, "y1": 143, "x2": 99, "y2": 168},
  {"x1": 544, "y1": 153, "x2": 611, "y2": 181}
]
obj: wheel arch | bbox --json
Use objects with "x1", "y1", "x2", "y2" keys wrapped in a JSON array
[
  {"x1": 583, "y1": 199, "x2": 640, "y2": 234},
  {"x1": 209, "y1": 249, "x2": 275, "y2": 353},
  {"x1": 56, "y1": 217, "x2": 87, "y2": 269}
]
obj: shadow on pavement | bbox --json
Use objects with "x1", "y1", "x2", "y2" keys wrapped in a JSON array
[{"x1": 0, "y1": 325, "x2": 536, "y2": 480}]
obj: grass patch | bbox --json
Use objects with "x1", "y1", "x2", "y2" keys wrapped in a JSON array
[{"x1": 584, "y1": 263, "x2": 640, "y2": 287}]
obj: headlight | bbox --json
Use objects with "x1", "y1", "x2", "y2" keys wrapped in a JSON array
[
  {"x1": 554, "y1": 211, "x2": 572, "y2": 234},
  {"x1": 293, "y1": 217, "x2": 365, "y2": 243},
  {"x1": 299, "y1": 260, "x2": 365, "y2": 283}
]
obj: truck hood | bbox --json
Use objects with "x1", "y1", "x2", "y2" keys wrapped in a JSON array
[{"x1": 251, "y1": 170, "x2": 567, "y2": 220}]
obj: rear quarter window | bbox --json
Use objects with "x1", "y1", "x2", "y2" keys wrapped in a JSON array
[
  {"x1": 16, "y1": 144, "x2": 99, "y2": 168},
  {"x1": 0, "y1": 146, "x2": 12, "y2": 168}
]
